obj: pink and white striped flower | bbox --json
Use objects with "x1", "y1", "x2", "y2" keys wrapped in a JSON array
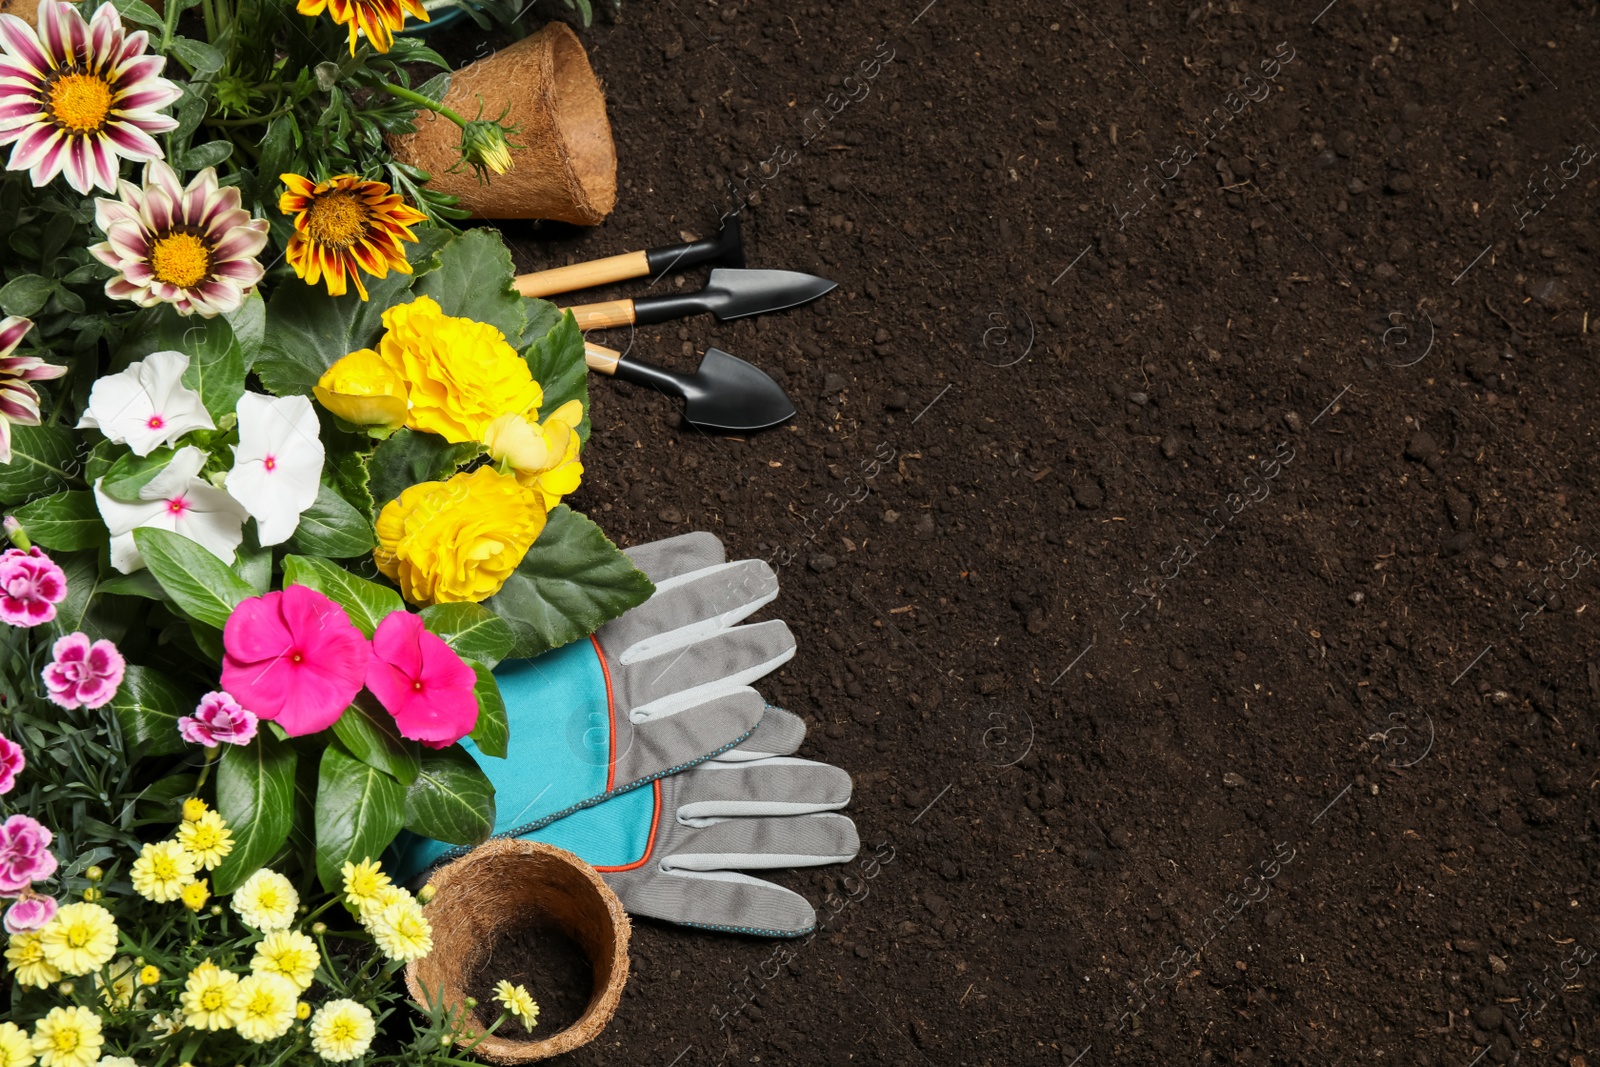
[
  {"x1": 0, "y1": 0, "x2": 182, "y2": 194},
  {"x1": 0, "y1": 316, "x2": 65, "y2": 464},
  {"x1": 90, "y1": 162, "x2": 270, "y2": 318}
]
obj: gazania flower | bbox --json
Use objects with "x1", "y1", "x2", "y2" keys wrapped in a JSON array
[
  {"x1": 297, "y1": 0, "x2": 428, "y2": 54},
  {"x1": 278, "y1": 173, "x2": 427, "y2": 300},
  {"x1": 0, "y1": 315, "x2": 65, "y2": 464},
  {"x1": 0, "y1": 0, "x2": 182, "y2": 194},
  {"x1": 90, "y1": 162, "x2": 270, "y2": 318}
]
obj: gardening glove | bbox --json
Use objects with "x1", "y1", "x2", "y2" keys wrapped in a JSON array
[{"x1": 391, "y1": 531, "x2": 798, "y2": 879}]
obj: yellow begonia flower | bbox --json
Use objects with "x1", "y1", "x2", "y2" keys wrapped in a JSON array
[
  {"x1": 483, "y1": 399, "x2": 585, "y2": 510},
  {"x1": 374, "y1": 466, "x2": 546, "y2": 606},
  {"x1": 313, "y1": 347, "x2": 410, "y2": 430}
]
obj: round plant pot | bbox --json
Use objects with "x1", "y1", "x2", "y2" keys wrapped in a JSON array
[{"x1": 405, "y1": 838, "x2": 631, "y2": 1063}]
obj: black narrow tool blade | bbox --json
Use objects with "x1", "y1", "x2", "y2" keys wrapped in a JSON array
[
  {"x1": 681, "y1": 348, "x2": 796, "y2": 431},
  {"x1": 702, "y1": 268, "x2": 837, "y2": 320}
]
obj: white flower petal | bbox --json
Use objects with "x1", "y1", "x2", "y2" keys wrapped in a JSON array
[
  {"x1": 172, "y1": 481, "x2": 249, "y2": 562},
  {"x1": 225, "y1": 392, "x2": 324, "y2": 547},
  {"x1": 93, "y1": 477, "x2": 171, "y2": 572},
  {"x1": 137, "y1": 444, "x2": 209, "y2": 500},
  {"x1": 83, "y1": 351, "x2": 213, "y2": 455}
]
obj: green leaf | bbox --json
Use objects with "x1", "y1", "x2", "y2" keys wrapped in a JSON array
[
  {"x1": 115, "y1": 305, "x2": 245, "y2": 422},
  {"x1": 287, "y1": 483, "x2": 375, "y2": 558},
  {"x1": 169, "y1": 36, "x2": 224, "y2": 73},
  {"x1": 0, "y1": 424, "x2": 79, "y2": 503},
  {"x1": 331, "y1": 694, "x2": 420, "y2": 786},
  {"x1": 108, "y1": 665, "x2": 190, "y2": 758},
  {"x1": 281, "y1": 555, "x2": 403, "y2": 637},
  {"x1": 327, "y1": 450, "x2": 375, "y2": 524},
  {"x1": 484, "y1": 505, "x2": 655, "y2": 660},
  {"x1": 98, "y1": 568, "x2": 167, "y2": 600},
  {"x1": 10, "y1": 491, "x2": 104, "y2": 550},
  {"x1": 47, "y1": 551, "x2": 130, "y2": 643},
  {"x1": 133, "y1": 528, "x2": 253, "y2": 629},
  {"x1": 366, "y1": 428, "x2": 479, "y2": 507},
  {"x1": 469, "y1": 664, "x2": 508, "y2": 759},
  {"x1": 522, "y1": 309, "x2": 590, "y2": 442},
  {"x1": 110, "y1": 0, "x2": 165, "y2": 29},
  {"x1": 411, "y1": 228, "x2": 525, "y2": 342},
  {"x1": 519, "y1": 297, "x2": 563, "y2": 349},
  {"x1": 314, "y1": 742, "x2": 406, "y2": 893},
  {"x1": 402, "y1": 744, "x2": 495, "y2": 846},
  {"x1": 255, "y1": 228, "x2": 451, "y2": 397},
  {"x1": 0, "y1": 274, "x2": 53, "y2": 317},
  {"x1": 182, "y1": 140, "x2": 233, "y2": 170},
  {"x1": 233, "y1": 530, "x2": 271, "y2": 595},
  {"x1": 419, "y1": 603, "x2": 514, "y2": 668},
  {"x1": 224, "y1": 290, "x2": 266, "y2": 362},
  {"x1": 100, "y1": 446, "x2": 182, "y2": 502},
  {"x1": 213, "y1": 732, "x2": 298, "y2": 895}
]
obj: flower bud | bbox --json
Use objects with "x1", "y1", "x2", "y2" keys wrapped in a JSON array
[
  {"x1": 417, "y1": 883, "x2": 437, "y2": 904},
  {"x1": 459, "y1": 119, "x2": 516, "y2": 181},
  {"x1": 312, "y1": 921, "x2": 328, "y2": 936},
  {"x1": 85, "y1": 866, "x2": 104, "y2": 882}
]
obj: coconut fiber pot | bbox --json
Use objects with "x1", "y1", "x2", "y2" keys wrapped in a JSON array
[
  {"x1": 405, "y1": 838, "x2": 631, "y2": 1063},
  {"x1": 390, "y1": 22, "x2": 618, "y2": 224}
]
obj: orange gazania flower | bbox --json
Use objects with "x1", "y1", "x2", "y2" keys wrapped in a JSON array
[
  {"x1": 296, "y1": 0, "x2": 428, "y2": 54},
  {"x1": 278, "y1": 174, "x2": 428, "y2": 301}
]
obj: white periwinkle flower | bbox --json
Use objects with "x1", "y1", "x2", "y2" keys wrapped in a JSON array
[
  {"x1": 78, "y1": 350, "x2": 214, "y2": 455},
  {"x1": 225, "y1": 393, "x2": 325, "y2": 547}
]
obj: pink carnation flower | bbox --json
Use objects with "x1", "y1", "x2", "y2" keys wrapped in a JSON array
[
  {"x1": 365, "y1": 611, "x2": 478, "y2": 748},
  {"x1": 0, "y1": 546, "x2": 67, "y2": 627},
  {"x1": 221, "y1": 585, "x2": 370, "y2": 736},
  {"x1": 0, "y1": 731, "x2": 22, "y2": 793},
  {"x1": 178, "y1": 691, "x2": 259, "y2": 748},
  {"x1": 42, "y1": 632, "x2": 126, "y2": 710},
  {"x1": 0, "y1": 814, "x2": 56, "y2": 893},
  {"x1": 3, "y1": 893, "x2": 56, "y2": 932}
]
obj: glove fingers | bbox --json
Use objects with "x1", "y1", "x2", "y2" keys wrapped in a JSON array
[
  {"x1": 611, "y1": 868, "x2": 818, "y2": 937},
  {"x1": 714, "y1": 705, "x2": 806, "y2": 761},
  {"x1": 675, "y1": 757, "x2": 853, "y2": 819},
  {"x1": 623, "y1": 531, "x2": 726, "y2": 583},
  {"x1": 624, "y1": 619, "x2": 795, "y2": 720},
  {"x1": 609, "y1": 560, "x2": 779, "y2": 664},
  {"x1": 664, "y1": 812, "x2": 860, "y2": 872},
  {"x1": 619, "y1": 688, "x2": 765, "y2": 786}
]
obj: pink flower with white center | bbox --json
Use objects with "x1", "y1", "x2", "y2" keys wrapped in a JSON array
[
  {"x1": 0, "y1": 813, "x2": 56, "y2": 893},
  {"x1": 225, "y1": 392, "x2": 325, "y2": 547},
  {"x1": 0, "y1": 730, "x2": 23, "y2": 793},
  {"x1": 0, "y1": 0, "x2": 181, "y2": 194},
  {"x1": 42, "y1": 631, "x2": 125, "y2": 710},
  {"x1": 0, "y1": 545, "x2": 66, "y2": 627},
  {"x1": 4, "y1": 892, "x2": 56, "y2": 932},
  {"x1": 78, "y1": 349, "x2": 214, "y2": 455},
  {"x1": 93, "y1": 445, "x2": 249, "y2": 573},
  {"x1": 90, "y1": 161, "x2": 270, "y2": 318},
  {"x1": 0, "y1": 315, "x2": 65, "y2": 464},
  {"x1": 177, "y1": 690, "x2": 259, "y2": 748}
]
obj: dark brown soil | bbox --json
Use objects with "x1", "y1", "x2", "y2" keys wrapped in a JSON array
[
  {"x1": 433, "y1": 0, "x2": 1600, "y2": 1063},
  {"x1": 463, "y1": 921, "x2": 594, "y2": 1038}
]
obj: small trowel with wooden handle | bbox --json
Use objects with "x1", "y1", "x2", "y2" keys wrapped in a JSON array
[{"x1": 585, "y1": 341, "x2": 795, "y2": 432}]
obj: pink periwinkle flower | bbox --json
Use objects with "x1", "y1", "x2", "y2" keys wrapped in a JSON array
[
  {"x1": 0, "y1": 814, "x2": 57, "y2": 893},
  {"x1": 3, "y1": 892, "x2": 57, "y2": 933},
  {"x1": 42, "y1": 632, "x2": 127, "y2": 710},
  {"x1": 0, "y1": 546, "x2": 67, "y2": 627},
  {"x1": 365, "y1": 610, "x2": 478, "y2": 749},
  {"x1": 178, "y1": 690, "x2": 259, "y2": 748},
  {"x1": 0, "y1": 731, "x2": 22, "y2": 794},
  {"x1": 221, "y1": 585, "x2": 370, "y2": 736}
]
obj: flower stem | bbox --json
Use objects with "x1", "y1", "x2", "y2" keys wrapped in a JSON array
[
  {"x1": 371, "y1": 80, "x2": 469, "y2": 128},
  {"x1": 194, "y1": 745, "x2": 222, "y2": 791}
]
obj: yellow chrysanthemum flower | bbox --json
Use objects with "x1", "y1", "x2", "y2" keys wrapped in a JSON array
[
  {"x1": 37, "y1": 903, "x2": 118, "y2": 977},
  {"x1": 177, "y1": 811, "x2": 233, "y2": 870},
  {"x1": 296, "y1": 1001, "x2": 311, "y2": 1021},
  {"x1": 308, "y1": 999, "x2": 375, "y2": 1062},
  {"x1": 484, "y1": 399, "x2": 585, "y2": 511},
  {"x1": 182, "y1": 797, "x2": 208, "y2": 822},
  {"x1": 181, "y1": 879, "x2": 211, "y2": 913},
  {"x1": 366, "y1": 898, "x2": 432, "y2": 963},
  {"x1": 138, "y1": 964, "x2": 161, "y2": 986},
  {"x1": 233, "y1": 972, "x2": 297, "y2": 1043},
  {"x1": 130, "y1": 840, "x2": 199, "y2": 903},
  {"x1": 340, "y1": 858, "x2": 391, "y2": 915},
  {"x1": 251, "y1": 929, "x2": 320, "y2": 993},
  {"x1": 29, "y1": 1005, "x2": 103, "y2": 1067},
  {"x1": 0, "y1": 1021, "x2": 32, "y2": 1067},
  {"x1": 492, "y1": 980, "x2": 539, "y2": 1029},
  {"x1": 93, "y1": 956, "x2": 137, "y2": 1009},
  {"x1": 179, "y1": 960, "x2": 241, "y2": 1031},
  {"x1": 4, "y1": 929, "x2": 60, "y2": 989},
  {"x1": 232, "y1": 869, "x2": 299, "y2": 932}
]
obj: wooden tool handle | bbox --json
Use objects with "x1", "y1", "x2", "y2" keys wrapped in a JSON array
[
  {"x1": 564, "y1": 300, "x2": 637, "y2": 331},
  {"x1": 515, "y1": 251, "x2": 650, "y2": 299},
  {"x1": 584, "y1": 342, "x2": 621, "y2": 376}
]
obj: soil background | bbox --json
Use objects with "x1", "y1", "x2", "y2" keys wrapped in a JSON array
[{"x1": 435, "y1": 0, "x2": 1599, "y2": 1063}]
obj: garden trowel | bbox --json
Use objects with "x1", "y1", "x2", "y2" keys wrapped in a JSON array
[
  {"x1": 585, "y1": 342, "x2": 795, "y2": 432},
  {"x1": 513, "y1": 217, "x2": 745, "y2": 298},
  {"x1": 561, "y1": 268, "x2": 836, "y2": 330}
]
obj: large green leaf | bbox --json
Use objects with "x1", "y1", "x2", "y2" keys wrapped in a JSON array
[
  {"x1": 0, "y1": 424, "x2": 79, "y2": 503},
  {"x1": 212, "y1": 731, "x2": 298, "y2": 895},
  {"x1": 133, "y1": 528, "x2": 254, "y2": 629},
  {"x1": 108, "y1": 665, "x2": 190, "y2": 757},
  {"x1": 332, "y1": 694, "x2": 420, "y2": 785},
  {"x1": 287, "y1": 483, "x2": 375, "y2": 558},
  {"x1": 367, "y1": 429, "x2": 479, "y2": 508},
  {"x1": 255, "y1": 228, "x2": 450, "y2": 397},
  {"x1": 328, "y1": 450, "x2": 375, "y2": 525},
  {"x1": 419, "y1": 602, "x2": 514, "y2": 668},
  {"x1": 224, "y1": 289, "x2": 266, "y2": 362},
  {"x1": 314, "y1": 742, "x2": 406, "y2": 893},
  {"x1": 484, "y1": 505, "x2": 655, "y2": 660},
  {"x1": 281, "y1": 554, "x2": 403, "y2": 637},
  {"x1": 48, "y1": 551, "x2": 131, "y2": 643},
  {"x1": 402, "y1": 743, "x2": 495, "y2": 846},
  {"x1": 100, "y1": 447, "x2": 183, "y2": 502},
  {"x1": 411, "y1": 228, "x2": 525, "y2": 342},
  {"x1": 10, "y1": 490, "x2": 104, "y2": 550},
  {"x1": 522, "y1": 309, "x2": 589, "y2": 442},
  {"x1": 519, "y1": 297, "x2": 563, "y2": 349},
  {"x1": 469, "y1": 664, "x2": 508, "y2": 759}
]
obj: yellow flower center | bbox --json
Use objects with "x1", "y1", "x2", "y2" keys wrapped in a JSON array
[
  {"x1": 66, "y1": 924, "x2": 90, "y2": 948},
  {"x1": 330, "y1": 1019, "x2": 356, "y2": 1041},
  {"x1": 151, "y1": 855, "x2": 179, "y2": 880},
  {"x1": 257, "y1": 888, "x2": 281, "y2": 910},
  {"x1": 51, "y1": 1030, "x2": 79, "y2": 1053},
  {"x1": 47, "y1": 71, "x2": 113, "y2": 132},
  {"x1": 149, "y1": 231, "x2": 213, "y2": 288},
  {"x1": 304, "y1": 192, "x2": 370, "y2": 248},
  {"x1": 201, "y1": 988, "x2": 225, "y2": 1010}
]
